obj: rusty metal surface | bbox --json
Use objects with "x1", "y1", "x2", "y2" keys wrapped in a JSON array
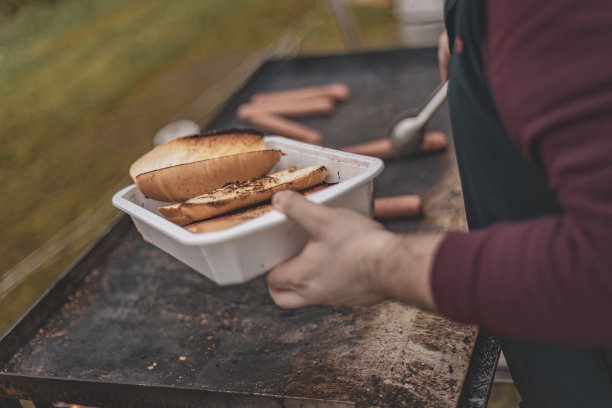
[{"x1": 0, "y1": 48, "x2": 496, "y2": 407}]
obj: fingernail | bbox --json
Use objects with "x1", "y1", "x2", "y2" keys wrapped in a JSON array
[{"x1": 273, "y1": 190, "x2": 291, "y2": 208}]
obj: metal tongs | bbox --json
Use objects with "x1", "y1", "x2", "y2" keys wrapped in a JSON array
[{"x1": 388, "y1": 81, "x2": 448, "y2": 155}]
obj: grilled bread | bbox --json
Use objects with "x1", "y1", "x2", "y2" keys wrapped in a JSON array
[
  {"x1": 184, "y1": 203, "x2": 274, "y2": 233},
  {"x1": 184, "y1": 183, "x2": 332, "y2": 233},
  {"x1": 159, "y1": 165, "x2": 327, "y2": 225},
  {"x1": 130, "y1": 129, "x2": 281, "y2": 202}
]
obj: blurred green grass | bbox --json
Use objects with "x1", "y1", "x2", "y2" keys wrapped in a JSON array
[
  {"x1": 0, "y1": 0, "x2": 403, "y2": 333},
  {"x1": 0, "y1": 0, "x2": 314, "y2": 278}
]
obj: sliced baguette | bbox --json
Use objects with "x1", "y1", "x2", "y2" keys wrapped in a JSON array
[
  {"x1": 130, "y1": 129, "x2": 281, "y2": 202},
  {"x1": 184, "y1": 183, "x2": 332, "y2": 233},
  {"x1": 159, "y1": 165, "x2": 327, "y2": 225}
]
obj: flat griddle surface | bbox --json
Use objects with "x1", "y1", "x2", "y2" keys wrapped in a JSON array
[
  {"x1": 208, "y1": 48, "x2": 452, "y2": 233},
  {"x1": 0, "y1": 48, "x2": 498, "y2": 408}
]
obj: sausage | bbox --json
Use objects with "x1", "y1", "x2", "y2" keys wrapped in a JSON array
[
  {"x1": 237, "y1": 96, "x2": 336, "y2": 119},
  {"x1": 419, "y1": 131, "x2": 448, "y2": 152},
  {"x1": 251, "y1": 83, "x2": 350, "y2": 103},
  {"x1": 243, "y1": 113, "x2": 323, "y2": 145},
  {"x1": 341, "y1": 131, "x2": 448, "y2": 159},
  {"x1": 341, "y1": 138, "x2": 395, "y2": 160},
  {"x1": 374, "y1": 195, "x2": 423, "y2": 220}
]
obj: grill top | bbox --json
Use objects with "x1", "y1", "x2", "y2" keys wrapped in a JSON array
[{"x1": 0, "y1": 48, "x2": 495, "y2": 408}]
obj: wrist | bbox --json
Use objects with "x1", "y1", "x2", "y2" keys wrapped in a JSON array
[
  {"x1": 377, "y1": 232, "x2": 444, "y2": 311},
  {"x1": 362, "y1": 230, "x2": 400, "y2": 302}
]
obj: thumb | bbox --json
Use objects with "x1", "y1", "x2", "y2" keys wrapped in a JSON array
[{"x1": 272, "y1": 190, "x2": 332, "y2": 238}]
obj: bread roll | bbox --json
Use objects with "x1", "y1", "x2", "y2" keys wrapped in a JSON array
[
  {"x1": 183, "y1": 183, "x2": 332, "y2": 233},
  {"x1": 159, "y1": 166, "x2": 327, "y2": 225},
  {"x1": 184, "y1": 204, "x2": 274, "y2": 233},
  {"x1": 130, "y1": 129, "x2": 281, "y2": 202}
]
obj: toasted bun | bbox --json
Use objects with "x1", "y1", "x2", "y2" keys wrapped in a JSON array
[
  {"x1": 136, "y1": 149, "x2": 282, "y2": 202},
  {"x1": 130, "y1": 129, "x2": 265, "y2": 180},
  {"x1": 184, "y1": 203, "x2": 274, "y2": 233},
  {"x1": 156, "y1": 203, "x2": 191, "y2": 226},
  {"x1": 130, "y1": 129, "x2": 281, "y2": 202},
  {"x1": 160, "y1": 166, "x2": 327, "y2": 225},
  {"x1": 183, "y1": 183, "x2": 333, "y2": 233}
]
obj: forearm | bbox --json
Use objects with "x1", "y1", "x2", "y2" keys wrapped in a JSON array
[{"x1": 432, "y1": 213, "x2": 612, "y2": 343}]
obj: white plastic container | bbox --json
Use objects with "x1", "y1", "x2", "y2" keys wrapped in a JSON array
[{"x1": 112, "y1": 136, "x2": 384, "y2": 285}]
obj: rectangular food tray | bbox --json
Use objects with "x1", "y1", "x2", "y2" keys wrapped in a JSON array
[{"x1": 112, "y1": 136, "x2": 384, "y2": 285}]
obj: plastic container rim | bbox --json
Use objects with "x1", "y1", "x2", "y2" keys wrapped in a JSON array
[{"x1": 112, "y1": 136, "x2": 384, "y2": 246}]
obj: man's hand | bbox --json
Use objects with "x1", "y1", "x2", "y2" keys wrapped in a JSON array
[
  {"x1": 438, "y1": 30, "x2": 451, "y2": 82},
  {"x1": 267, "y1": 190, "x2": 442, "y2": 311}
]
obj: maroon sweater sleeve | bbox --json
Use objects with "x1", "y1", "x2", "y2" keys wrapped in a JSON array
[{"x1": 431, "y1": 0, "x2": 612, "y2": 344}]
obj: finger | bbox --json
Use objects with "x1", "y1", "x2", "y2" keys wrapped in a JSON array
[
  {"x1": 267, "y1": 282, "x2": 309, "y2": 309},
  {"x1": 438, "y1": 31, "x2": 450, "y2": 82},
  {"x1": 266, "y1": 249, "x2": 312, "y2": 291},
  {"x1": 272, "y1": 190, "x2": 333, "y2": 238},
  {"x1": 266, "y1": 260, "x2": 296, "y2": 291}
]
